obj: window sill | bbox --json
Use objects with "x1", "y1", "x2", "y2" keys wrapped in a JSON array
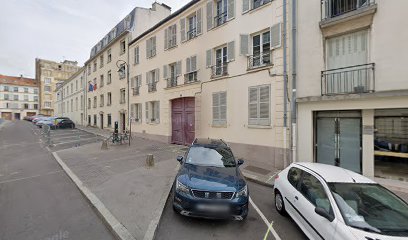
[
  {"x1": 146, "y1": 122, "x2": 160, "y2": 125},
  {"x1": 247, "y1": 125, "x2": 272, "y2": 129},
  {"x1": 165, "y1": 45, "x2": 178, "y2": 51},
  {"x1": 211, "y1": 124, "x2": 227, "y2": 128},
  {"x1": 247, "y1": 64, "x2": 273, "y2": 72}
]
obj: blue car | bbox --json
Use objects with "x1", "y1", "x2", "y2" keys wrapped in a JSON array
[{"x1": 172, "y1": 138, "x2": 249, "y2": 220}]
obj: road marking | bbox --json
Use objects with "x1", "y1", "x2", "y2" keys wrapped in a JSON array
[
  {"x1": 0, "y1": 170, "x2": 63, "y2": 184},
  {"x1": 52, "y1": 136, "x2": 98, "y2": 146},
  {"x1": 0, "y1": 142, "x2": 41, "y2": 149},
  {"x1": 249, "y1": 197, "x2": 281, "y2": 240},
  {"x1": 51, "y1": 134, "x2": 92, "y2": 140}
]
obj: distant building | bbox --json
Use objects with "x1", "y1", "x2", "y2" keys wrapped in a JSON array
[
  {"x1": 35, "y1": 59, "x2": 81, "y2": 116},
  {"x1": 0, "y1": 74, "x2": 39, "y2": 120}
]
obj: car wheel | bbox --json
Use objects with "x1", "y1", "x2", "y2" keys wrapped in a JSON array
[{"x1": 275, "y1": 190, "x2": 286, "y2": 215}]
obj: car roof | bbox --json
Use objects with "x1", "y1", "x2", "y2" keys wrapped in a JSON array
[
  {"x1": 293, "y1": 162, "x2": 375, "y2": 184},
  {"x1": 192, "y1": 138, "x2": 228, "y2": 148}
]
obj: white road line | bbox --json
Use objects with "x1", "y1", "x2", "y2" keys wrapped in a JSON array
[
  {"x1": 249, "y1": 197, "x2": 282, "y2": 240},
  {"x1": 52, "y1": 136, "x2": 98, "y2": 146},
  {"x1": 0, "y1": 170, "x2": 63, "y2": 184},
  {"x1": 51, "y1": 134, "x2": 92, "y2": 140}
]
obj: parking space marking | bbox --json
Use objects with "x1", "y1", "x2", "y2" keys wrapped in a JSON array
[
  {"x1": 249, "y1": 197, "x2": 281, "y2": 240},
  {"x1": 52, "y1": 136, "x2": 98, "y2": 146},
  {"x1": 51, "y1": 134, "x2": 93, "y2": 141},
  {"x1": 0, "y1": 170, "x2": 63, "y2": 185}
]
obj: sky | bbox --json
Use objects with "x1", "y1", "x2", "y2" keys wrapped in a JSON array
[{"x1": 0, "y1": 0, "x2": 191, "y2": 78}]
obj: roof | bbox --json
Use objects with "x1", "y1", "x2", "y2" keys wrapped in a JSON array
[
  {"x1": 0, "y1": 74, "x2": 38, "y2": 87},
  {"x1": 192, "y1": 138, "x2": 229, "y2": 148},
  {"x1": 293, "y1": 162, "x2": 375, "y2": 184}
]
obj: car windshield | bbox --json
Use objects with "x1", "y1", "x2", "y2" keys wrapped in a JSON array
[
  {"x1": 185, "y1": 146, "x2": 236, "y2": 168},
  {"x1": 328, "y1": 183, "x2": 408, "y2": 237}
]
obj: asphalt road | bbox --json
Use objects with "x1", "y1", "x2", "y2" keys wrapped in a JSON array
[
  {"x1": 0, "y1": 121, "x2": 114, "y2": 240},
  {"x1": 155, "y1": 181, "x2": 308, "y2": 240}
]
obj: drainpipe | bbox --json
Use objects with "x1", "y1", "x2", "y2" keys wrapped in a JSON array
[
  {"x1": 291, "y1": 0, "x2": 297, "y2": 162},
  {"x1": 283, "y1": 0, "x2": 288, "y2": 168}
]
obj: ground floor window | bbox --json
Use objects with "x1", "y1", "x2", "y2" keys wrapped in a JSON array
[
  {"x1": 93, "y1": 114, "x2": 97, "y2": 126},
  {"x1": 145, "y1": 101, "x2": 160, "y2": 123},
  {"x1": 107, "y1": 114, "x2": 112, "y2": 127}
]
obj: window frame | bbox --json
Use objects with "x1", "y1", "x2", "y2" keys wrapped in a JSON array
[{"x1": 248, "y1": 84, "x2": 271, "y2": 126}]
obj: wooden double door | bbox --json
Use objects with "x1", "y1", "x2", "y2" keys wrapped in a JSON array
[{"x1": 171, "y1": 97, "x2": 195, "y2": 145}]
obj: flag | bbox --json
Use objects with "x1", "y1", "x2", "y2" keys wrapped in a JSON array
[{"x1": 88, "y1": 82, "x2": 93, "y2": 92}]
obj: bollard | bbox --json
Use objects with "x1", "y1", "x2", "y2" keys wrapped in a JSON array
[
  {"x1": 146, "y1": 154, "x2": 154, "y2": 168},
  {"x1": 101, "y1": 139, "x2": 108, "y2": 150}
]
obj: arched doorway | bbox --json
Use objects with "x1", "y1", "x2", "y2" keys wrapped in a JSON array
[{"x1": 171, "y1": 97, "x2": 195, "y2": 145}]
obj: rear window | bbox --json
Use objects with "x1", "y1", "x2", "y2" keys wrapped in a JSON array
[{"x1": 185, "y1": 146, "x2": 236, "y2": 168}]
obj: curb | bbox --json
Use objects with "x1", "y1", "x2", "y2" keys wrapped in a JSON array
[
  {"x1": 52, "y1": 152, "x2": 136, "y2": 240},
  {"x1": 77, "y1": 126, "x2": 110, "y2": 139},
  {"x1": 242, "y1": 171, "x2": 275, "y2": 188},
  {"x1": 143, "y1": 164, "x2": 180, "y2": 240}
]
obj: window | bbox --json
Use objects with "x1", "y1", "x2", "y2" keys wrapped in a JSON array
[
  {"x1": 107, "y1": 92, "x2": 112, "y2": 106},
  {"x1": 88, "y1": 98, "x2": 91, "y2": 109},
  {"x1": 107, "y1": 49, "x2": 112, "y2": 63},
  {"x1": 287, "y1": 167, "x2": 302, "y2": 189},
  {"x1": 4, "y1": 86, "x2": 9, "y2": 92},
  {"x1": 119, "y1": 64, "x2": 126, "y2": 80},
  {"x1": 107, "y1": 114, "x2": 112, "y2": 127},
  {"x1": 34, "y1": 88, "x2": 38, "y2": 94},
  {"x1": 120, "y1": 89, "x2": 126, "y2": 104},
  {"x1": 183, "y1": 8, "x2": 202, "y2": 41},
  {"x1": 34, "y1": 96, "x2": 38, "y2": 102},
  {"x1": 120, "y1": 39, "x2": 126, "y2": 54},
  {"x1": 134, "y1": 46, "x2": 140, "y2": 65},
  {"x1": 131, "y1": 75, "x2": 142, "y2": 96},
  {"x1": 145, "y1": 101, "x2": 160, "y2": 123},
  {"x1": 88, "y1": 65, "x2": 91, "y2": 75},
  {"x1": 93, "y1": 114, "x2": 97, "y2": 126},
  {"x1": 131, "y1": 103, "x2": 142, "y2": 123},
  {"x1": 107, "y1": 71, "x2": 112, "y2": 84},
  {"x1": 13, "y1": 95, "x2": 18, "y2": 101},
  {"x1": 23, "y1": 103, "x2": 29, "y2": 109},
  {"x1": 4, "y1": 94, "x2": 9, "y2": 100},
  {"x1": 100, "y1": 74, "x2": 104, "y2": 87},
  {"x1": 93, "y1": 96, "x2": 97, "y2": 108},
  {"x1": 252, "y1": 0, "x2": 271, "y2": 11},
  {"x1": 147, "y1": 69, "x2": 159, "y2": 92},
  {"x1": 100, "y1": 55, "x2": 104, "y2": 68},
  {"x1": 44, "y1": 78, "x2": 51, "y2": 84},
  {"x1": 24, "y1": 95, "x2": 29, "y2": 101},
  {"x1": 248, "y1": 30, "x2": 271, "y2": 68},
  {"x1": 93, "y1": 61, "x2": 97, "y2": 72},
  {"x1": 248, "y1": 85, "x2": 270, "y2": 126},
  {"x1": 299, "y1": 171, "x2": 333, "y2": 216},
  {"x1": 164, "y1": 24, "x2": 177, "y2": 50},
  {"x1": 100, "y1": 94, "x2": 104, "y2": 107},
  {"x1": 80, "y1": 95, "x2": 84, "y2": 110},
  {"x1": 75, "y1": 97, "x2": 78, "y2": 111},
  {"x1": 163, "y1": 62, "x2": 181, "y2": 88},
  {"x1": 186, "y1": 146, "x2": 236, "y2": 167},
  {"x1": 215, "y1": 46, "x2": 228, "y2": 76},
  {"x1": 34, "y1": 104, "x2": 38, "y2": 109},
  {"x1": 185, "y1": 55, "x2": 198, "y2": 83},
  {"x1": 207, "y1": 0, "x2": 234, "y2": 30},
  {"x1": 44, "y1": 101, "x2": 51, "y2": 108},
  {"x1": 146, "y1": 36, "x2": 157, "y2": 58},
  {"x1": 13, "y1": 87, "x2": 18, "y2": 92},
  {"x1": 212, "y1": 91, "x2": 227, "y2": 126},
  {"x1": 24, "y1": 88, "x2": 28, "y2": 93}
]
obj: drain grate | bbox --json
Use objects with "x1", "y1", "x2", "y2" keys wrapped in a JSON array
[{"x1": 244, "y1": 165, "x2": 271, "y2": 175}]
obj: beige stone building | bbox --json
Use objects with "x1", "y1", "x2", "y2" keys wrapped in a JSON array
[
  {"x1": 35, "y1": 59, "x2": 80, "y2": 116},
  {"x1": 296, "y1": 0, "x2": 408, "y2": 182},
  {"x1": 55, "y1": 68, "x2": 86, "y2": 125}
]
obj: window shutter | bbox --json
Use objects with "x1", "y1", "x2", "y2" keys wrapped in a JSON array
[
  {"x1": 227, "y1": 41, "x2": 235, "y2": 62},
  {"x1": 186, "y1": 57, "x2": 191, "y2": 73},
  {"x1": 146, "y1": 72, "x2": 150, "y2": 85},
  {"x1": 164, "y1": 28, "x2": 169, "y2": 50},
  {"x1": 196, "y1": 8, "x2": 202, "y2": 35},
  {"x1": 146, "y1": 39, "x2": 150, "y2": 58},
  {"x1": 248, "y1": 87, "x2": 258, "y2": 125},
  {"x1": 131, "y1": 77, "x2": 136, "y2": 88},
  {"x1": 240, "y1": 34, "x2": 249, "y2": 55},
  {"x1": 163, "y1": 65, "x2": 168, "y2": 79},
  {"x1": 242, "y1": 0, "x2": 250, "y2": 13},
  {"x1": 227, "y1": 0, "x2": 235, "y2": 20},
  {"x1": 152, "y1": 37, "x2": 156, "y2": 56},
  {"x1": 131, "y1": 104, "x2": 135, "y2": 118},
  {"x1": 155, "y1": 101, "x2": 160, "y2": 123},
  {"x1": 271, "y1": 23, "x2": 282, "y2": 49},
  {"x1": 206, "y1": 1, "x2": 213, "y2": 31},
  {"x1": 137, "y1": 75, "x2": 142, "y2": 86},
  {"x1": 145, "y1": 102, "x2": 150, "y2": 123},
  {"x1": 180, "y1": 18, "x2": 186, "y2": 42},
  {"x1": 206, "y1": 49, "x2": 212, "y2": 68},
  {"x1": 191, "y1": 55, "x2": 197, "y2": 71},
  {"x1": 155, "y1": 68, "x2": 160, "y2": 82},
  {"x1": 259, "y1": 85, "x2": 270, "y2": 125},
  {"x1": 212, "y1": 93, "x2": 220, "y2": 125},
  {"x1": 138, "y1": 104, "x2": 142, "y2": 122},
  {"x1": 176, "y1": 61, "x2": 182, "y2": 76},
  {"x1": 172, "y1": 24, "x2": 177, "y2": 46},
  {"x1": 219, "y1": 92, "x2": 227, "y2": 124}
]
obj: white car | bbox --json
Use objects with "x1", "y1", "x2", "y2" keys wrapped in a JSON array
[{"x1": 274, "y1": 162, "x2": 408, "y2": 240}]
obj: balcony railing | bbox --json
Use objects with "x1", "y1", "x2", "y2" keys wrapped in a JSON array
[
  {"x1": 211, "y1": 63, "x2": 228, "y2": 78},
  {"x1": 252, "y1": 0, "x2": 272, "y2": 10},
  {"x1": 133, "y1": 87, "x2": 140, "y2": 96},
  {"x1": 184, "y1": 71, "x2": 199, "y2": 84},
  {"x1": 322, "y1": 0, "x2": 375, "y2": 20},
  {"x1": 187, "y1": 28, "x2": 197, "y2": 40},
  {"x1": 148, "y1": 83, "x2": 157, "y2": 92},
  {"x1": 321, "y1": 63, "x2": 375, "y2": 95},
  {"x1": 166, "y1": 76, "x2": 178, "y2": 88},
  {"x1": 214, "y1": 12, "x2": 227, "y2": 28},
  {"x1": 247, "y1": 51, "x2": 272, "y2": 70}
]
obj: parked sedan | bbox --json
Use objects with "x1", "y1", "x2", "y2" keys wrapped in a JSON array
[
  {"x1": 35, "y1": 117, "x2": 55, "y2": 128},
  {"x1": 172, "y1": 138, "x2": 248, "y2": 220},
  {"x1": 55, "y1": 119, "x2": 75, "y2": 129},
  {"x1": 274, "y1": 163, "x2": 408, "y2": 240}
]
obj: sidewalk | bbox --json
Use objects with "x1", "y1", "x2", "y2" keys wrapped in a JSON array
[
  {"x1": 76, "y1": 125, "x2": 112, "y2": 138},
  {"x1": 53, "y1": 136, "x2": 186, "y2": 240}
]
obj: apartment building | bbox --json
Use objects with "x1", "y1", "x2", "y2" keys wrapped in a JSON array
[
  {"x1": 0, "y1": 74, "x2": 39, "y2": 120},
  {"x1": 296, "y1": 0, "x2": 408, "y2": 182},
  {"x1": 55, "y1": 68, "x2": 85, "y2": 125},
  {"x1": 85, "y1": 2, "x2": 171, "y2": 130},
  {"x1": 35, "y1": 59, "x2": 80, "y2": 116},
  {"x1": 128, "y1": 0, "x2": 291, "y2": 169}
]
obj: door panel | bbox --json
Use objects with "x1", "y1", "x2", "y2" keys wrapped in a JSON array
[
  {"x1": 172, "y1": 112, "x2": 183, "y2": 144},
  {"x1": 339, "y1": 118, "x2": 361, "y2": 173},
  {"x1": 316, "y1": 118, "x2": 336, "y2": 166},
  {"x1": 171, "y1": 98, "x2": 195, "y2": 145}
]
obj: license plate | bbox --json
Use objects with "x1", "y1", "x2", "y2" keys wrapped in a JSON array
[{"x1": 196, "y1": 204, "x2": 230, "y2": 212}]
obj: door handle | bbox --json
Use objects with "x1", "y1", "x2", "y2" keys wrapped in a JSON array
[{"x1": 295, "y1": 196, "x2": 298, "y2": 200}]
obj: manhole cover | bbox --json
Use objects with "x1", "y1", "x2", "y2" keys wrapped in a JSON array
[{"x1": 244, "y1": 165, "x2": 271, "y2": 175}]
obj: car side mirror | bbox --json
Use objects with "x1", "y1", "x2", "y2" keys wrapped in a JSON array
[
  {"x1": 237, "y1": 159, "x2": 244, "y2": 166},
  {"x1": 176, "y1": 156, "x2": 183, "y2": 163},
  {"x1": 315, "y1": 207, "x2": 334, "y2": 222}
]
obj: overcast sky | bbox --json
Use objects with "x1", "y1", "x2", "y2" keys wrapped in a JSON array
[{"x1": 0, "y1": 0, "x2": 190, "y2": 78}]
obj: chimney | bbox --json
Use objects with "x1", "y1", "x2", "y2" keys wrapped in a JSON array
[{"x1": 20, "y1": 74, "x2": 23, "y2": 79}]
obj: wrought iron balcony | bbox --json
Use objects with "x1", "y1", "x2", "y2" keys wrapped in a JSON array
[
  {"x1": 187, "y1": 28, "x2": 197, "y2": 40},
  {"x1": 214, "y1": 12, "x2": 227, "y2": 28},
  {"x1": 252, "y1": 0, "x2": 272, "y2": 10},
  {"x1": 166, "y1": 76, "x2": 178, "y2": 88},
  {"x1": 321, "y1": 0, "x2": 375, "y2": 20},
  {"x1": 133, "y1": 87, "x2": 140, "y2": 96},
  {"x1": 321, "y1": 63, "x2": 375, "y2": 95},
  {"x1": 247, "y1": 51, "x2": 272, "y2": 70},
  {"x1": 211, "y1": 63, "x2": 228, "y2": 78},
  {"x1": 148, "y1": 83, "x2": 157, "y2": 92},
  {"x1": 184, "y1": 71, "x2": 199, "y2": 84}
]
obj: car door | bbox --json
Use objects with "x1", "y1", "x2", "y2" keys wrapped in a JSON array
[
  {"x1": 281, "y1": 167, "x2": 304, "y2": 224},
  {"x1": 294, "y1": 170, "x2": 337, "y2": 240}
]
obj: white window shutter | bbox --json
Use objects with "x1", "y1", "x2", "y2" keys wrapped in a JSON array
[
  {"x1": 146, "y1": 39, "x2": 150, "y2": 58},
  {"x1": 163, "y1": 65, "x2": 168, "y2": 79},
  {"x1": 242, "y1": 0, "x2": 250, "y2": 13},
  {"x1": 131, "y1": 77, "x2": 136, "y2": 88},
  {"x1": 186, "y1": 57, "x2": 191, "y2": 73},
  {"x1": 155, "y1": 68, "x2": 160, "y2": 82},
  {"x1": 180, "y1": 18, "x2": 186, "y2": 42},
  {"x1": 152, "y1": 37, "x2": 156, "y2": 55},
  {"x1": 219, "y1": 92, "x2": 227, "y2": 123},
  {"x1": 176, "y1": 61, "x2": 182, "y2": 76},
  {"x1": 248, "y1": 87, "x2": 258, "y2": 125},
  {"x1": 240, "y1": 34, "x2": 249, "y2": 55},
  {"x1": 271, "y1": 23, "x2": 282, "y2": 49},
  {"x1": 164, "y1": 28, "x2": 169, "y2": 50},
  {"x1": 227, "y1": 41, "x2": 235, "y2": 62},
  {"x1": 191, "y1": 55, "x2": 197, "y2": 71},
  {"x1": 259, "y1": 85, "x2": 270, "y2": 125},
  {"x1": 196, "y1": 8, "x2": 202, "y2": 35},
  {"x1": 145, "y1": 102, "x2": 150, "y2": 123},
  {"x1": 227, "y1": 0, "x2": 235, "y2": 20},
  {"x1": 137, "y1": 75, "x2": 142, "y2": 86},
  {"x1": 206, "y1": 1, "x2": 213, "y2": 31},
  {"x1": 206, "y1": 49, "x2": 212, "y2": 68},
  {"x1": 155, "y1": 101, "x2": 160, "y2": 123},
  {"x1": 212, "y1": 93, "x2": 220, "y2": 125}
]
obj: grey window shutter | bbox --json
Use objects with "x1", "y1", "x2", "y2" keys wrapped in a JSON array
[
  {"x1": 163, "y1": 65, "x2": 168, "y2": 79},
  {"x1": 191, "y1": 55, "x2": 197, "y2": 71},
  {"x1": 186, "y1": 57, "x2": 191, "y2": 73},
  {"x1": 248, "y1": 87, "x2": 258, "y2": 125},
  {"x1": 242, "y1": 0, "x2": 250, "y2": 13},
  {"x1": 131, "y1": 77, "x2": 136, "y2": 88},
  {"x1": 176, "y1": 61, "x2": 182, "y2": 76},
  {"x1": 196, "y1": 8, "x2": 202, "y2": 35},
  {"x1": 172, "y1": 24, "x2": 177, "y2": 46},
  {"x1": 146, "y1": 39, "x2": 150, "y2": 58},
  {"x1": 259, "y1": 85, "x2": 270, "y2": 125},
  {"x1": 180, "y1": 18, "x2": 186, "y2": 42},
  {"x1": 155, "y1": 101, "x2": 160, "y2": 123},
  {"x1": 155, "y1": 68, "x2": 160, "y2": 82},
  {"x1": 138, "y1": 75, "x2": 142, "y2": 86},
  {"x1": 164, "y1": 28, "x2": 169, "y2": 50},
  {"x1": 240, "y1": 34, "x2": 249, "y2": 55},
  {"x1": 219, "y1": 92, "x2": 227, "y2": 124},
  {"x1": 152, "y1": 37, "x2": 156, "y2": 55},
  {"x1": 206, "y1": 49, "x2": 212, "y2": 68},
  {"x1": 145, "y1": 102, "x2": 150, "y2": 123},
  {"x1": 271, "y1": 23, "x2": 282, "y2": 49},
  {"x1": 227, "y1": 41, "x2": 235, "y2": 62},
  {"x1": 135, "y1": 46, "x2": 139, "y2": 64},
  {"x1": 227, "y1": 0, "x2": 235, "y2": 20},
  {"x1": 212, "y1": 93, "x2": 220, "y2": 125},
  {"x1": 206, "y1": 1, "x2": 213, "y2": 31}
]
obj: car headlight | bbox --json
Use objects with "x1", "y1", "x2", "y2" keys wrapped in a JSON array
[
  {"x1": 236, "y1": 185, "x2": 248, "y2": 198},
  {"x1": 176, "y1": 180, "x2": 190, "y2": 195}
]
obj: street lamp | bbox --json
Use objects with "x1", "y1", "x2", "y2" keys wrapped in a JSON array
[{"x1": 116, "y1": 60, "x2": 131, "y2": 146}]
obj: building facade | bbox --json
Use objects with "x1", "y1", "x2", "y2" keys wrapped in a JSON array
[
  {"x1": 0, "y1": 74, "x2": 39, "y2": 120},
  {"x1": 35, "y1": 59, "x2": 81, "y2": 116},
  {"x1": 84, "y1": 2, "x2": 171, "y2": 131},
  {"x1": 55, "y1": 68, "x2": 86, "y2": 125},
  {"x1": 296, "y1": 0, "x2": 408, "y2": 182}
]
